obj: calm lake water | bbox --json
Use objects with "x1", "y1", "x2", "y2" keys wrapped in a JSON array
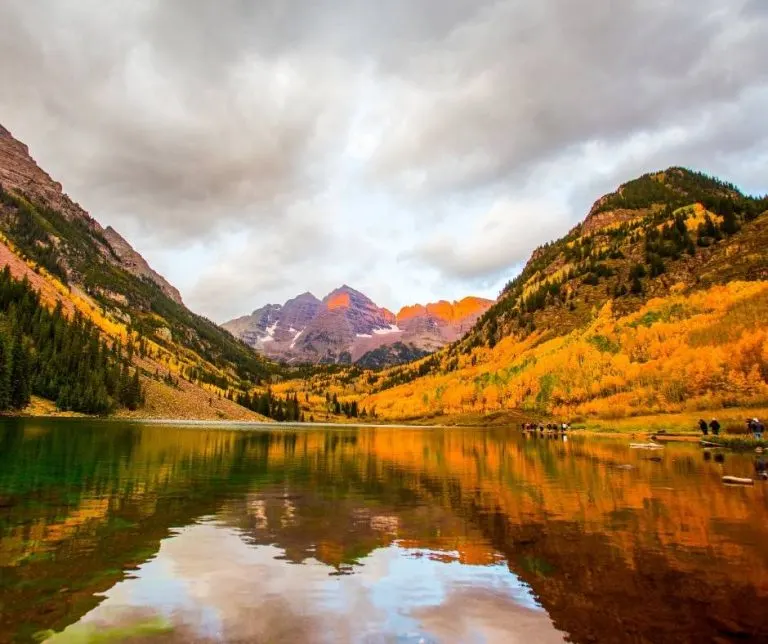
[{"x1": 1, "y1": 420, "x2": 767, "y2": 643}]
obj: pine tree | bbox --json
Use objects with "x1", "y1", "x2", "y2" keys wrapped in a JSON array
[
  {"x1": 722, "y1": 209, "x2": 740, "y2": 235},
  {"x1": 126, "y1": 368, "x2": 142, "y2": 410},
  {"x1": 0, "y1": 338, "x2": 10, "y2": 411},
  {"x1": 9, "y1": 328, "x2": 30, "y2": 409}
]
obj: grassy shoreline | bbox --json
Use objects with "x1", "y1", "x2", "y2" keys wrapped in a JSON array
[{"x1": 6, "y1": 403, "x2": 768, "y2": 444}]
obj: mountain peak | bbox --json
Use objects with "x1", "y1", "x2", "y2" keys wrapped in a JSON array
[
  {"x1": 0, "y1": 122, "x2": 273, "y2": 420},
  {"x1": 587, "y1": 167, "x2": 743, "y2": 219},
  {"x1": 323, "y1": 285, "x2": 370, "y2": 310},
  {"x1": 326, "y1": 284, "x2": 363, "y2": 296},
  {"x1": 224, "y1": 288, "x2": 493, "y2": 365}
]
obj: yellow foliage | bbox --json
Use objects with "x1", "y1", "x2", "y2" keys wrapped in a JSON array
[{"x1": 359, "y1": 281, "x2": 768, "y2": 421}]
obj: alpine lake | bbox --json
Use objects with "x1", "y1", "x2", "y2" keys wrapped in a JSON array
[{"x1": 0, "y1": 419, "x2": 767, "y2": 643}]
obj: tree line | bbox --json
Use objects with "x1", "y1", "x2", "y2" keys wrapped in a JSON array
[{"x1": 235, "y1": 389, "x2": 304, "y2": 422}]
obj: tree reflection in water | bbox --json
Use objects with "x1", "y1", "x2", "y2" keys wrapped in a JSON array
[{"x1": 0, "y1": 420, "x2": 767, "y2": 642}]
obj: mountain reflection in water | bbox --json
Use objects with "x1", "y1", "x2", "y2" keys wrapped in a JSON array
[{"x1": 0, "y1": 420, "x2": 767, "y2": 643}]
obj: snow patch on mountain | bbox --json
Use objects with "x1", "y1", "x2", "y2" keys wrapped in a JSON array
[
  {"x1": 222, "y1": 286, "x2": 493, "y2": 365},
  {"x1": 373, "y1": 324, "x2": 401, "y2": 335}
]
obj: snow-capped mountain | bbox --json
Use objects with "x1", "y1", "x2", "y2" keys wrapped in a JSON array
[{"x1": 222, "y1": 285, "x2": 493, "y2": 365}]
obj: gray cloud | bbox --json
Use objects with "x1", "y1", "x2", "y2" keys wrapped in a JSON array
[
  {"x1": 369, "y1": 0, "x2": 768, "y2": 195},
  {"x1": 0, "y1": 0, "x2": 765, "y2": 319},
  {"x1": 401, "y1": 191, "x2": 571, "y2": 286}
]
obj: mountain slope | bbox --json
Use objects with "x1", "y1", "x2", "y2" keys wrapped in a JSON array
[
  {"x1": 285, "y1": 168, "x2": 768, "y2": 422},
  {"x1": 223, "y1": 286, "x2": 493, "y2": 365},
  {"x1": 0, "y1": 123, "x2": 275, "y2": 419},
  {"x1": 356, "y1": 342, "x2": 430, "y2": 370}
]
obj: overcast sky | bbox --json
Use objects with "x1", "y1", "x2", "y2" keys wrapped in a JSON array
[{"x1": 1, "y1": 1, "x2": 766, "y2": 321}]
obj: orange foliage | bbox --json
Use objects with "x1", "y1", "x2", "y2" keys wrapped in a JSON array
[{"x1": 361, "y1": 281, "x2": 768, "y2": 421}]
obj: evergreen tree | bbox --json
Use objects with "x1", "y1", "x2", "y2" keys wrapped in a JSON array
[
  {"x1": 0, "y1": 338, "x2": 10, "y2": 410},
  {"x1": 0, "y1": 268, "x2": 140, "y2": 414},
  {"x1": 8, "y1": 328, "x2": 30, "y2": 409}
]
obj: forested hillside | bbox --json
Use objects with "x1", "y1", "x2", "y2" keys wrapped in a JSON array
[
  {"x1": 0, "y1": 124, "x2": 286, "y2": 419},
  {"x1": 0, "y1": 267, "x2": 142, "y2": 414},
  {"x1": 276, "y1": 169, "x2": 768, "y2": 423}
]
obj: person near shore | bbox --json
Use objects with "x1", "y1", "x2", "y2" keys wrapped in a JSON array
[
  {"x1": 748, "y1": 418, "x2": 763, "y2": 439},
  {"x1": 709, "y1": 419, "x2": 720, "y2": 436},
  {"x1": 699, "y1": 419, "x2": 708, "y2": 435}
]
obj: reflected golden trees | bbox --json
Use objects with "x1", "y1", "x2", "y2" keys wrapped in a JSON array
[{"x1": 1, "y1": 422, "x2": 768, "y2": 642}]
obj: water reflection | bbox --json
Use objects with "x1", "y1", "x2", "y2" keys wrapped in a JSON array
[
  {"x1": 50, "y1": 522, "x2": 559, "y2": 643},
  {"x1": 0, "y1": 419, "x2": 767, "y2": 642}
]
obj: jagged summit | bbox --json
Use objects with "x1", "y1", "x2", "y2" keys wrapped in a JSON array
[{"x1": 223, "y1": 287, "x2": 493, "y2": 365}]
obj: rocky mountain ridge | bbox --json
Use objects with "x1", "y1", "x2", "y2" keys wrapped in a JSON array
[
  {"x1": 0, "y1": 124, "x2": 182, "y2": 304},
  {"x1": 223, "y1": 286, "x2": 493, "y2": 365},
  {"x1": 0, "y1": 122, "x2": 274, "y2": 419}
]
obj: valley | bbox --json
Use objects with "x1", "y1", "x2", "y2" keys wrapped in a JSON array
[
  {"x1": 272, "y1": 170, "x2": 768, "y2": 428},
  {"x1": 2, "y1": 5, "x2": 767, "y2": 643},
  {"x1": 0, "y1": 124, "x2": 766, "y2": 430}
]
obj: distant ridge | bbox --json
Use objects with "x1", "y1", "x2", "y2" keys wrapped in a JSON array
[{"x1": 223, "y1": 286, "x2": 493, "y2": 365}]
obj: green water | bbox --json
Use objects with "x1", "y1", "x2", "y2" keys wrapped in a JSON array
[{"x1": 0, "y1": 419, "x2": 767, "y2": 643}]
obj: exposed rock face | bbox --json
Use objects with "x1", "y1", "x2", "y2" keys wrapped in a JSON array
[
  {"x1": 223, "y1": 286, "x2": 493, "y2": 365},
  {"x1": 225, "y1": 293, "x2": 321, "y2": 349},
  {"x1": 0, "y1": 124, "x2": 85, "y2": 222},
  {"x1": 581, "y1": 208, "x2": 643, "y2": 236},
  {"x1": 103, "y1": 226, "x2": 183, "y2": 304},
  {"x1": 397, "y1": 297, "x2": 491, "y2": 337},
  {"x1": 0, "y1": 123, "x2": 181, "y2": 302},
  {"x1": 280, "y1": 292, "x2": 323, "y2": 331}
]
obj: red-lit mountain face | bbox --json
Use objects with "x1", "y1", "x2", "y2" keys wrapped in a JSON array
[{"x1": 223, "y1": 286, "x2": 493, "y2": 365}]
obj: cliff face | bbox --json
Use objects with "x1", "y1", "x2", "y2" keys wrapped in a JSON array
[
  {"x1": 223, "y1": 286, "x2": 493, "y2": 365},
  {"x1": 397, "y1": 296, "x2": 492, "y2": 338},
  {"x1": 0, "y1": 124, "x2": 181, "y2": 303},
  {"x1": 0, "y1": 124, "x2": 84, "y2": 222},
  {"x1": 102, "y1": 226, "x2": 183, "y2": 304}
]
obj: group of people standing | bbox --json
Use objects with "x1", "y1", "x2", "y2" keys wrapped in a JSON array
[
  {"x1": 522, "y1": 422, "x2": 570, "y2": 433},
  {"x1": 699, "y1": 417, "x2": 765, "y2": 439},
  {"x1": 698, "y1": 418, "x2": 721, "y2": 436}
]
